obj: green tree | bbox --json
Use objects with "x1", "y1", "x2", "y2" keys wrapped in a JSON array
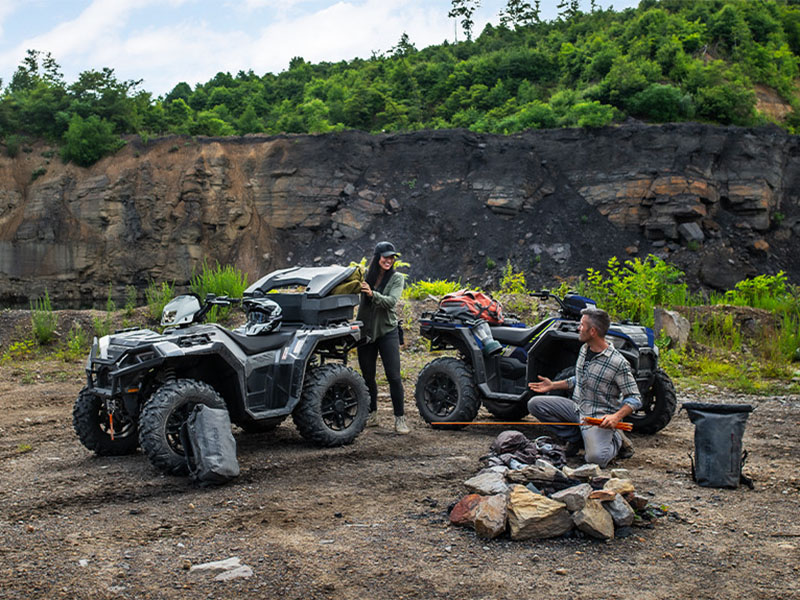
[{"x1": 61, "y1": 114, "x2": 125, "y2": 166}]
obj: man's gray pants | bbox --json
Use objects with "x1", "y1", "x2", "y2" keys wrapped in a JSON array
[{"x1": 527, "y1": 395, "x2": 622, "y2": 468}]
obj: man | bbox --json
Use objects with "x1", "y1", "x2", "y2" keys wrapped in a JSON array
[{"x1": 527, "y1": 306, "x2": 640, "y2": 467}]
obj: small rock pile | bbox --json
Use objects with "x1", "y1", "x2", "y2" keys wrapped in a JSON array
[{"x1": 450, "y1": 460, "x2": 661, "y2": 541}]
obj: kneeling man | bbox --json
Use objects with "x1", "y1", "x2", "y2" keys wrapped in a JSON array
[{"x1": 528, "y1": 307, "x2": 639, "y2": 467}]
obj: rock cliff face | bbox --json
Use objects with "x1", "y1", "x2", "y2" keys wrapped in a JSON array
[{"x1": 1, "y1": 123, "x2": 798, "y2": 306}]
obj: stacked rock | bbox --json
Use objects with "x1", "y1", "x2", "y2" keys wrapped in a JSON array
[{"x1": 449, "y1": 460, "x2": 654, "y2": 540}]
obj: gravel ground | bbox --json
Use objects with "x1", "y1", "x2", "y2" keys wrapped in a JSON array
[{"x1": 1, "y1": 347, "x2": 799, "y2": 600}]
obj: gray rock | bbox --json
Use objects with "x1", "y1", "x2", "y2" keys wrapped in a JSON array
[
  {"x1": 604, "y1": 494, "x2": 635, "y2": 528},
  {"x1": 678, "y1": 221, "x2": 705, "y2": 243},
  {"x1": 464, "y1": 471, "x2": 510, "y2": 496},
  {"x1": 551, "y1": 483, "x2": 593, "y2": 513},
  {"x1": 564, "y1": 463, "x2": 601, "y2": 481},
  {"x1": 572, "y1": 499, "x2": 615, "y2": 540},
  {"x1": 654, "y1": 308, "x2": 690, "y2": 348}
]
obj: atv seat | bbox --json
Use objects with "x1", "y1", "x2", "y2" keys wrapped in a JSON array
[
  {"x1": 489, "y1": 325, "x2": 539, "y2": 346},
  {"x1": 216, "y1": 326, "x2": 296, "y2": 356}
]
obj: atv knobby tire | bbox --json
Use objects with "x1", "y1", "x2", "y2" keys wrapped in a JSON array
[
  {"x1": 292, "y1": 364, "x2": 369, "y2": 447},
  {"x1": 628, "y1": 368, "x2": 676, "y2": 435},
  {"x1": 73, "y1": 387, "x2": 139, "y2": 456},
  {"x1": 138, "y1": 378, "x2": 226, "y2": 475},
  {"x1": 415, "y1": 357, "x2": 480, "y2": 429}
]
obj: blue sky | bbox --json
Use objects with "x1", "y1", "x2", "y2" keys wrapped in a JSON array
[{"x1": 0, "y1": 0, "x2": 639, "y2": 98}]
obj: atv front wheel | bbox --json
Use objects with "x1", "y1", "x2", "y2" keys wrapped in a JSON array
[
  {"x1": 73, "y1": 387, "x2": 139, "y2": 456},
  {"x1": 415, "y1": 357, "x2": 480, "y2": 429},
  {"x1": 138, "y1": 379, "x2": 226, "y2": 475},
  {"x1": 628, "y1": 368, "x2": 676, "y2": 434},
  {"x1": 292, "y1": 364, "x2": 369, "y2": 447}
]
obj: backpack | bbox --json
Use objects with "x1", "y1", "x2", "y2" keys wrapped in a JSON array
[
  {"x1": 439, "y1": 289, "x2": 505, "y2": 325},
  {"x1": 682, "y1": 402, "x2": 754, "y2": 489},
  {"x1": 182, "y1": 405, "x2": 240, "y2": 486}
]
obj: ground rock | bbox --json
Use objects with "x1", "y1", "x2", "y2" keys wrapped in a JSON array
[
  {"x1": 449, "y1": 494, "x2": 483, "y2": 527},
  {"x1": 604, "y1": 494, "x2": 635, "y2": 528},
  {"x1": 653, "y1": 308, "x2": 691, "y2": 348},
  {"x1": 507, "y1": 485, "x2": 573, "y2": 540},
  {"x1": 573, "y1": 499, "x2": 615, "y2": 540},
  {"x1": 551, "y1": 483, "x2": 592, "y2": 512},
  {"x1": 473, "y1": 494, "x2": 508, "y2": 539},
  {"x1": 465, "y1": 471, "x2": 510, "y2": 496},
  {"x1": 588, "y1": 490, "x2": 617, "y2": 502}
]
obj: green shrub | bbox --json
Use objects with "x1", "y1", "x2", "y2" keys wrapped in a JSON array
[
  {"x1": 31, "y1": 290, "x2": 58, "y2": 345},
  {"x1": 61, "y1": 114, "x2": 126, "y2": 167},
  {"x1": 1, "y1": 339, "x2": 35, "y2": 363},
  {"x1": 499, "y1": 260, "x2": 527, "y2": 295},
  {"x1": 190, "y1": 260, "x2": 248, "y2": 322},
  {"x1": 59, "y1": 324, "x2": 89, "y2": 361},
  {"x1": 145, "y1": 280, "x2": 175, "y2": 322},
  {"x1": 5, "y1": 134, "x2": 21, "y2": 158},
  {"x1": 403, "y1": 279, "x2": 462, "y2": 299},
  {"x1": 124, "y1": 285, "x2": 137, "y2": 317},
  {"x1": 30, "y1": 166, "x2": 47, "y2": 181}
]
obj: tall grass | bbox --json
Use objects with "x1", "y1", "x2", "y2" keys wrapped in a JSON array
[
  {"x1": 189, "y1": 260, "x2": 248, "y2": 322},
  {"x1": 403, "y1": 279, "x2": 462, "y2": 300},
  {"x1": 30, "y1": 289, "x2": 58, "y2": 345},
  {"x1": 145, "y1": 280, "x2": 175, "y2": 321}
]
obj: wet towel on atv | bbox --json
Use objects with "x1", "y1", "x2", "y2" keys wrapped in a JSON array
[
  {"x1": 182, "y1": 405, "x2": 240, "y2": 486},
  {"x1": 485, "y1": 430, "x2": 567, "y2": 469}
]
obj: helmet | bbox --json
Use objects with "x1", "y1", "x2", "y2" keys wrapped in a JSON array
[{"x1": 242, "y1": 298, "x2": 282, "y2": 336}]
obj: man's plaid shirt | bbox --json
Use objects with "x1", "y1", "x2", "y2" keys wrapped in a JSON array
[{"x1": 565, "y1": 343, "x2": 642, "y2": 419}]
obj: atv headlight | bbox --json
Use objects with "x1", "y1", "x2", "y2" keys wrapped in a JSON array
[{"x1": 98, "y1": 336, "x2": 110, "y2": 360}]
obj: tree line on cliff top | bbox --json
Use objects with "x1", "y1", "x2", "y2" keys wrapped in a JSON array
[{"x1": 3, "y1": 0, "x2": 800, "y2": 166}]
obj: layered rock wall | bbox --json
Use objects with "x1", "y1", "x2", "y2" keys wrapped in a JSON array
[{"x1": 1, "y1": 124, "x2": 798, "y2": 305}]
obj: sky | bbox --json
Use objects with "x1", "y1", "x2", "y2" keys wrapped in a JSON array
[{"x1": 0, "y1": 0, "x2": 640, "y2": 98}]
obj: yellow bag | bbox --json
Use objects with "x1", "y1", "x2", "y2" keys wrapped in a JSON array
[{"x1": 330, "y1": 265, "x2": 365, "y2": 295}]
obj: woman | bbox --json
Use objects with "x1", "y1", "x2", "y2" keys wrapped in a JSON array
[{"x1": 357, "y1": 241, "x2": 409, "y2": 434}]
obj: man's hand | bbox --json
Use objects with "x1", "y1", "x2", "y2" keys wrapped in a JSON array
[
  {"x1": 597, "y1": 404, "x2": 633, "y2": 429},
  {"x1": 529, "y1": 375, "x2": 562, "y2": 393},
  {"x1": 360, "y1": 282, "x2": 373, "y2": 297}
]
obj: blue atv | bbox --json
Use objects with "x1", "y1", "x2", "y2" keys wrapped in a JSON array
[{"x1": 415, "y1": 291, "x2": 676, "y2": 435}]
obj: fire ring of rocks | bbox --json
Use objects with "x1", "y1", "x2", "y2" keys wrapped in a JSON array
[{"x1": 449, "y1": 436, "x2": 667, "y2": 541}]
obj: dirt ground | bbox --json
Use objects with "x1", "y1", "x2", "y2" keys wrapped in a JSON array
[{"x1": 1, "y1": 321, "x2": 799, "y2": 599}]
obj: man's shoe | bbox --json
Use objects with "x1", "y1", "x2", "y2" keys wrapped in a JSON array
[
  {"x1": 617, "y1": 432, "x2": 635, "y2": 459},
  {"x1": 365, "y1": 411, "x2": 379, "y2": 428},
  {"x1": 565, "y1": 439, "x2": 583, "y2": 457},
  {"x1": 394, "y1": 415, "x2": 411, "y2": 435}
]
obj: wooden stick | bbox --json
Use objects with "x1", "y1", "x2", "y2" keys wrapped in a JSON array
[{"x1": 430, "y1": 418, "x2": 633, "y2": 431}]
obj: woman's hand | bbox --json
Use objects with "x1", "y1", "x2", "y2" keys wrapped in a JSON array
[{"x1": 360, "y1": 282, "x2": 373, "y2": 297}]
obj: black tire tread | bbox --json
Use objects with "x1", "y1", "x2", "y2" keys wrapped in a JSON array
[
  {"x1": 138, "y1": 378, "x2": 226, "y2": 475},
  {"x1": 627, "y1": 367, "x2": 677, "y2": 435},
  {"x1": 72, "y1": 387, "x2": 139, "y2": 456},
  {"x1": 415, "y1": 357, "x2": 480, "y2": 429},
  {"x1": 292, "y1": 364, "x2": 369, "y2": 447}
]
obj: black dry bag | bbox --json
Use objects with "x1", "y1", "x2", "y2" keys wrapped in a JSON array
[
  {"x1": 182, "y1": 404, "x2": 239, "y2": 486},
  {"x1": 681, "y1": 402, "x2": 753, "y2": 489}
]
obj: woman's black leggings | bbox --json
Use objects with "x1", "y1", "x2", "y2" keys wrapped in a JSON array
[{"x1": 357, "y1": 327, "x2": 405, "y2": 416}]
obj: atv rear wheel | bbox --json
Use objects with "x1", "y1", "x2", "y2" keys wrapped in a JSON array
[
  {"x1": 292, "y1": 364, "x2": 369, "y2": 447},
  {"x1": 415, "y1": 357, "x2": 480, "y2": 429},
  {"x1": 628, "y1": 368, "x2": 676, "y2": 434},
  {"x1": 482, "y1": 399, "x2": 528, "y2": 421},
  {"x1": 138, "y1": 379, "x2": 226, "y2": 475},
  {"x1": 73, "y1": 387, "x2": 139, "y2": 456}
]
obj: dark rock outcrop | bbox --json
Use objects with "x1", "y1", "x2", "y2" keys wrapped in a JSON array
[{"x1": 1, "y1": 123, "x2": 798, "y2": 306}]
